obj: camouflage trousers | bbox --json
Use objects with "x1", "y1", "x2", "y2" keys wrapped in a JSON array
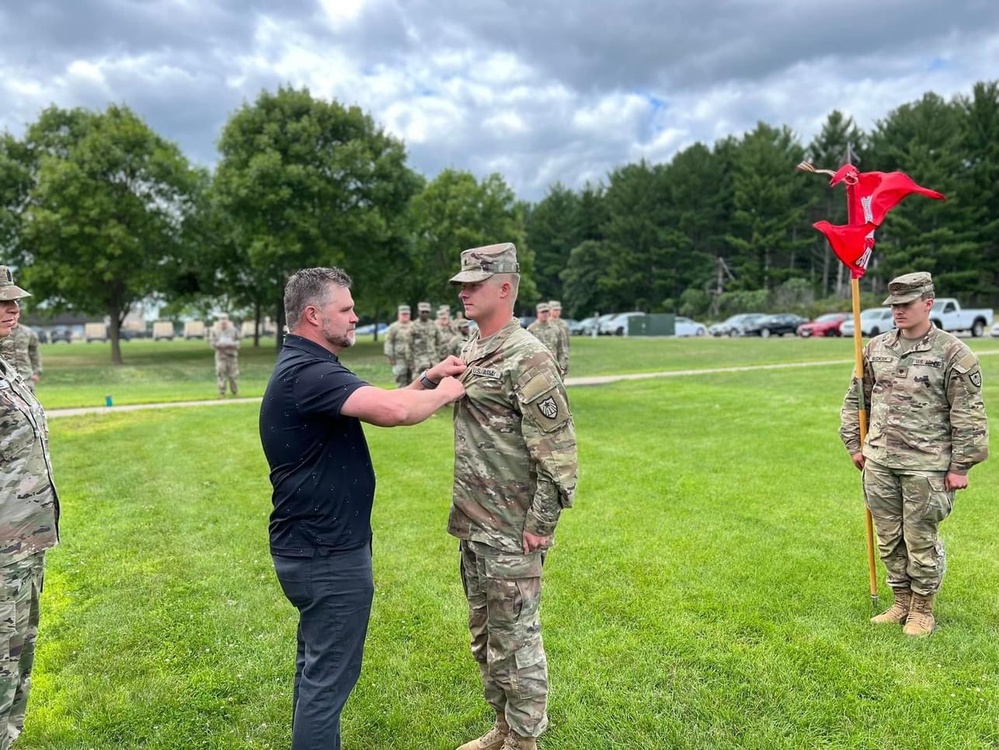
[
  {"x1": 0, "y1": 553, "x2": 45, "y2": 750},
  {"x1": 216, "y1": 357, "x2": 239, "y2": 396},
  {"x1": 391, "y1": 364, "x2": 411, "y2": 390},
  {"x1": 863, "y1": 459, "x2": 953, "y2": 597},
  {"x1": 459, "y1": 540, "x2": 548, "y2": 739}
]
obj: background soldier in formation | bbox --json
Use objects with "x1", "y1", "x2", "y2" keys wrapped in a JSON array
[
  {"x1": 840, "y1": 272, "x2": 989, "y2": 637},
  {"x1": 436, "y1": 306, "x2": 459, "y2": 358},
  {"x1": 449, "y1": 243, "x2": 577, "y2": 750},
  {"x1": 0, "y1": 267, "x2": 60, "y2": 749},
  {"x1": 526, "y1": 303, "x2": 566, "y2": 376},
  {"x1": 447, "y1": 317, "x2": 471, "y2": 357},
  {"x1": 407, "y1": 301, "x2": 445, "y2": 374},
  {"x1": 383, "y1": 304, "x2": 412, "y2": 389},
  {"x1": 0, "y1": 320, "x2": 42, "y2": 394},
  {"x1": 548, "y1": 300, "x2": 570, "y2": 375},
  {"x1": 209, "y1": 314, "x2": 241, "y2": 398}
]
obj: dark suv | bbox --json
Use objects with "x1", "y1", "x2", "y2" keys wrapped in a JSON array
[{"x1": 49, "y1": 326, "x2": 74, "y2": 344}]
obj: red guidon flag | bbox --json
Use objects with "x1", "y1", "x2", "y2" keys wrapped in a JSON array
[
  {"x1": 828, "y1": 165, "x2": 946, "y2": 225},
  {"x1": 813, "y1": 220, "x2": 876, "y2": 280}
]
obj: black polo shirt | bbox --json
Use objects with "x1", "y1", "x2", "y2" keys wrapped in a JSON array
[{"x1": 259, "y1": 335, "x2": 375, "y2": 555}]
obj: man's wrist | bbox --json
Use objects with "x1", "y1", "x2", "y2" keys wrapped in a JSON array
[{"x1": 420, "y1": 370, "x2": 439, "y2": 389}]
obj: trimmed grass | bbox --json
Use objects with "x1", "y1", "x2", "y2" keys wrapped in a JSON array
[{"x1": 21, "y1": 337, "x2": 999, "y2": 748}]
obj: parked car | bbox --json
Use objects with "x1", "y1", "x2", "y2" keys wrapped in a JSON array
[
  {"x1": 35, "y1": 329, "x2": 49, "y2": 344},
  {"x1": 928, "y1": 298, "x2": 994, "y2": 337},
  {"x1": 840, "y1": 307, "x2": 895, "y2": 337},
  {"x1": 797, "y1": 312, "x2": 851, "y2": 338},
  {"x1": 674, "y1": 317, "x2": 708, "y2": 337},
  {"x1": 355, "y1": 323, "x2": 388, "y2": 335},
  {"x1": 519, "y1": 315, "x2": 536, "y2": 329},
  {"x1": 710, "y1": 313, "x2": 766, "y2": 337},
  {"x1": 599, "y1": 311, "x2": 645, "y2": 336},
  {"x1": 84, "y1": 322, "x2": 108, "y2": 342},
  {"x1": 49, "y1": 326, "x2": 74, "y2": 344},
  {"x1": 573, "y1": 316, "x2": 600, "y2": 336},
  {"x1": 992, "y1": 321, "x2": 999, "y2": 338},
  {"x1": 742, "y1": 314, "x2": 808, "y2": 338}
]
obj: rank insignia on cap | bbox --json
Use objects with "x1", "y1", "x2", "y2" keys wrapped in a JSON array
[{"x1": 538, "y1": 396, "x2": 558, "y2": 420}]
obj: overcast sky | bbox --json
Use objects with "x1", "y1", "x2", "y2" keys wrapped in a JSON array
[{"x1": 2, "y1": 0, "x2": 997, "y2": 201}]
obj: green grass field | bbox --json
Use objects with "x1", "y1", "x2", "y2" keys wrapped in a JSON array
[{"x1": 20, "y1": 335, "x2": 999, "y2": 748}]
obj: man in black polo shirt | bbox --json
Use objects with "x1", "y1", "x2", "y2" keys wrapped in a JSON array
[{"x1": 259, "y1": 267, "x2": 465, "y2": 750}]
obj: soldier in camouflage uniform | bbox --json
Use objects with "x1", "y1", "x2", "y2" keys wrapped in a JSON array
[
  {"x1": 383, "y1": 304, "x2": 412, "y2": 389},
  {"x1": 547, "y1": 301, "x2": 570, "y2": 375},
  {"x1": 449, "y1": 243, "x2": 577, "y2": 750},
  {"x1": 406, "y1": 301, "x2": 445, "y2": 374},
  {"x1": 0, "y1": 322, "x2": 41, "y2": 394},
  {"x1": 447, "y1": 318, "x2": 471, "y2": 358},
  {"x1": 840, "y1": 272, "x2": 988, "y2": 637},
  {"x1": 436, "y1": 306, "x2": 459, "y2": 359},
  {"x1": 526, "y1": 304, "x2": 566, "y2": 376},
  {"x1": 0, "y1": 267, "x2": 60, "y2": 750},
  {"x1": 209, "y1": 314, "x2": 241, "y2": 398}
]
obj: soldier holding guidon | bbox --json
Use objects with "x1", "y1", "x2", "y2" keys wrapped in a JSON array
[{"x1": 840, "y1": 272, "x2": 989, "y2": 637}]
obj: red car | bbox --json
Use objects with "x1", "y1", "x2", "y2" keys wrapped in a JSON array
[{"x1": 797, "y1": 312, "x2": 851, "y2": 338}]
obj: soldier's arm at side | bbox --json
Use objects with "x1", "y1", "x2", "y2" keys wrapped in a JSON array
[{"x1": 945, "y1": 350, "x2": 989, "y2": 482}]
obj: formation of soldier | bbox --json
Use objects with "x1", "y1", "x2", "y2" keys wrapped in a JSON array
[
  {"x1": 383, "y1": 302, "x2": 473, "y2": 387},
  {"x1": 527, "y1": 300, "x2": 570, "y2": 375},
  {"x1": 0, "y1": 320, "x2": 42, "y2": 393}
]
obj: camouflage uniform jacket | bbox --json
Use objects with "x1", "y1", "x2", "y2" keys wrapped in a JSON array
[
  {"x1": 0, "y1": 357, "x2": 59, "y2": 566},
  {"x1": 209, "y1": 326, "x2": 241, "y2": 363},
  {"x1": 436, "y1": 322, "x2": 459, "y2": 359},
  {"x1": 840, "y1": 326, "x2": 989, "y2": 473},
  {"x1": 528, "y1": 320, "x2": 566, "y2": 374},
  {"x1": 0, "y1": 325, "x2": 41, "y2": 383},
  {"x1": 450, "y1": 318, "x2": 577, "y2": 553},
  {"x1": 407, "y1": 319, "x2": 445, "y2": 369},
  {"x1": 383, "y1": 321, "x2": 411, "y2": 365}
]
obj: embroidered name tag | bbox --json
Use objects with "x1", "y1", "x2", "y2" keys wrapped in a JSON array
[
  {"x1": 911, "y1": 359, "x2": 941, "y2": 368},
  {"x1": 870, "y1": 356, "x2": 894, "y2": 362},
  {"x1": 471, "y1": 367, "x2": 501, "y2": 379}
]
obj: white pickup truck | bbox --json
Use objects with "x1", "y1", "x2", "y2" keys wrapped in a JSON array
[{"x1": 929, "y1": 298, "x2": 994, "y2": 337}]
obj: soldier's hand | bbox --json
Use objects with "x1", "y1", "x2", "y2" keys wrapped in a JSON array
[
  {"x1": 436, "y1": 376, "x2": 465, "y2": 403},
  {"x1": 945, "y1": 471, "x2": 968, "y2": 491},
  {"x1": 850, "y1": 452, "x2": 865, "y2": 471},
  {"x1": 430, "y1": 356, "x2": 466, "y2": 381},
  {"x1": 522, "y1": 530, "x2": 550, "y2": 554}
]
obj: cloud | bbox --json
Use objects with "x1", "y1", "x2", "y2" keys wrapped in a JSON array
[{"x1": 1, "y1": 0, "x2": 997, "y2": 200}]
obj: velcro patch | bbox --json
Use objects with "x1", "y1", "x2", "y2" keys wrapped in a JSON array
[{"x1": 969, "y1": 370, "x2": 982, "y2": 389}]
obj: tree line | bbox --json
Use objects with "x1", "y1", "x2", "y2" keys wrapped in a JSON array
[{"x1": 1, "y1": 81, "x2": 996, "y2": 363}]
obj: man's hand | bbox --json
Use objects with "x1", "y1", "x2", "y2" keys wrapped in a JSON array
[
  {"x1": 945, "y1": 472, "x2": 968, "y2": 491},
  {"x1": 435, "y1": 377, "x2": 465, "y2": 403},
  {"x1": 428, "y1": 356, "x2": 466, "y2": 382},
  {"x1": 522, "y1": 530, "x2": 550, "y2": 554},
  {"x1": 850, "y1": 452, "x2": 865, "y2": 471}
]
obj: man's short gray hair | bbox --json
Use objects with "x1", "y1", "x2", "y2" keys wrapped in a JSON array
[{"x1": 285, "y1": 267, "x2": 352, "y2": 330}]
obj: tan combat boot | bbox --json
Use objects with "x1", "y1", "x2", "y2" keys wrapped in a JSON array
[
  {"x1": 870, "y1": 588, "x2": 912, "y2": 625},
  {"x1": 456, "y1": 716, "x2": 510, "y2": 750},
  {"x1": 500, "y1": 733, "x2": 537, "y2": 750},
  {"x1": 902, "y1": 593, "x2": 936, "y2": 637}
]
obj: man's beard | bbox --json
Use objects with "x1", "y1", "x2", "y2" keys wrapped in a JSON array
[{"x1": 321, "y1": 318, "x2": 354, "y2": 349}]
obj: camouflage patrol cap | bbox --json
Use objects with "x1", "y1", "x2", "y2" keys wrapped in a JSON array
[
  {"x1": 883, "y1": 272, "x2": 934, "y2": 305},
  {"x1": 437, "y1": 305, "x2": 451, "y2": 317},
  {"x1": 536, "y1": 302, "x2": 550, "y2": 313},
  {"x1": 417, "y1": 302, "x2": 431, "y2": 313},
  {"x1": 0, "y1": 266, "x2": 31, "y2": 302},
  {"x1": 449, "y1": 242, "x2": 520, "y2": 284},
  {"x1": 548, "y1": 300, "x2": 562, "y2": 311},
  {"x1": 398, "y1": 304, "x2": 411, "y2": 314}
]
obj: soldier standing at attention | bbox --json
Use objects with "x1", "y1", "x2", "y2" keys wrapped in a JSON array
[
  {"x1": 840, "y1": 272, "x2": 988, "y2": 637},
  {"x1": 449, "y1": 243, "x2": 577, "y2": 750},
  {"x1": 447, "y1": 318, "x2": 471, "y2": 358},
  {"x1": 548, "y1": 301, "x2": 570, "y2": 375},
  {"x1": 0, "y1": 267, "x2": 60, "y2": 748},
  {"x1": 407, "y1": 301, "x2": 445, "y2": 375},
  {"x1": 436, "y1": 306, "x2": 459, "y2": 359},
  {"x1": 383, "y1": 304, "x2": 412, "y2": 389},
  {"x1": 209, "y1": 314, "x2": 241, "y2": 398},
  {"x1": 0, "y1": 319, "x2": 42, "y2": 394},
  {"x1": 526, "y1": 303, "x2": 565, "y2": 376}
]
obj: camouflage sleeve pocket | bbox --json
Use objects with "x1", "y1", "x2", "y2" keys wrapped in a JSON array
[
  {"x1": 516, "y1": 370, "x2": 571, "y2": 434},
  {"x1": 482, "y1": 551, "x2": 544, "y2": 580}
]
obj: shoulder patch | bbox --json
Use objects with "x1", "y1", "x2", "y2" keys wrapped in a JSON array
[{"x1": 969, "y1": 371, "x2": 982, "y2": 389}]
